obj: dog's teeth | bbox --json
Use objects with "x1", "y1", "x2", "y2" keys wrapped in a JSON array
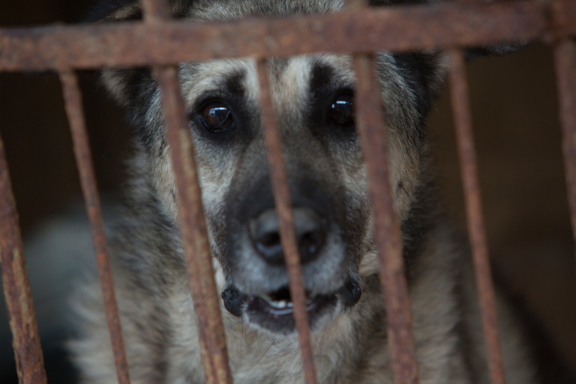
[
  {"x1": 270, "y1": 300, "x2": 288, "y2": 309},
  {"x1": 261, "y1": 295, "x2": 292, "y2": 309}
]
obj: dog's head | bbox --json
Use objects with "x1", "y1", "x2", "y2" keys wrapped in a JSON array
[{"x1": 93, "y1": 0, "x2": 453, "y2": 335}]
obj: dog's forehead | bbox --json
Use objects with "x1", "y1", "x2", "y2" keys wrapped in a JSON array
[{"x1": 180, "y1": 54, "x2": 355, "y2": 107}]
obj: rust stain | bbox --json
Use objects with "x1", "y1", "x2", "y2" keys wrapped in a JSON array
[
  {"x1": 139, "y1": 1, "x2": 235, "y2": 382},
  {"x1": 139, "y1": 2, "x2": 233, "y2": 383},
  {"x1": 0, "y1": 0, "x2": 550, "y2": 72},
  {"x1": 153, "y1": 65, "x2": 234, "y2": 384},
  {"x1": 354, "y1": 54, "x2": 420, "y2": 384},
  {"x1": 0, "y1": 132, "x2": 47, "y2": 384},
  {"x1": 0, "y1": 0, "x2": 574, "y2": 383},
  {"x1": 256, "y1": 59, "x2": 319, "y2": 384}
]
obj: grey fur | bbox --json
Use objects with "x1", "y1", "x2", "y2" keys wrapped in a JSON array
[{"x1": 70, "y1": 0, "x2": 541, "y2": 383}]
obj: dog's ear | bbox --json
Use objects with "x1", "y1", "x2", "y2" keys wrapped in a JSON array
[
  {"x1": 87, "y1": 1, "x2": 146, "y2": 107},
  {"x1": 88, "y1": 0, "x2": 195, "y2": 107}
]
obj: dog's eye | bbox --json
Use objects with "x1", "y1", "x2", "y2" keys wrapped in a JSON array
[
  {"x1": 198, "y1": 102, "x2": 235, "y2": 133},
  {"x1": 327, "y1": 93, "x2": 354, "y2": 126}
]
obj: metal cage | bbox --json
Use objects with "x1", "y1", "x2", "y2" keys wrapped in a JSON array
[{"x1": 0, "y1": 0, "x2": 575, "y2": 383}]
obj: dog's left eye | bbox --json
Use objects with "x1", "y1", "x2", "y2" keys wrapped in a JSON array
[
  {"x1": 327, "y1": 93, "x2": 354, "y2": 126},
  {"x1": 198, "y1": 102, "x2": 235, "y2": 133}
]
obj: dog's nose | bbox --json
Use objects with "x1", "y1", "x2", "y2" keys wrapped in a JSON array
[{"x1": 249, "y1": 208, "x2": 327, "y2": 266}]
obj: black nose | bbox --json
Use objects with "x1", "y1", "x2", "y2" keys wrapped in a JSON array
[{"x1": 249, "y1": 208, "x2": 327, "y2": 266}]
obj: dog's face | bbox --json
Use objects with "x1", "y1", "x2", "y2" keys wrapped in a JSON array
[{"x1": 97, "y1": 0, "x2": 446, "y2": 335}]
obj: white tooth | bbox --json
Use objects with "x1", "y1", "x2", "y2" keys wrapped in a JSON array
[
  {"x1": 267, "y1": 300, "x2": 286, "y2": 309},
  {"x1": 259, "y1": 295, "x2": 294, "y2": 310}
]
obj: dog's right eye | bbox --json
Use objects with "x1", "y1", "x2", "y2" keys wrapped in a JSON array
[{"x1": 198, "y1": 102, "x2": 235, "y2": 133}]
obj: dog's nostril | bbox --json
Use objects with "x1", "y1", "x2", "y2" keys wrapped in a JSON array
[
  {"x1": 249, "y1": 208, "x2": 327, "y2": 266},
  {"x1": 259, "y1": 232, "x2": 280, "y2": 247},
  {"x1": 299, "y1": 228, "x2": 324, "y2": 263},
  {"x1": 254, "y1": 232, "x2": 283, "y2": 264},
  {"x1": 251, "y1": 210, "x2": 284, "y2": 265}
]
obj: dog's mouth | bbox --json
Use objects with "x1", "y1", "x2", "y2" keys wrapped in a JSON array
[
  {"x1": 248, "y1": 286, "x2": 334, "y2": 316},
  {"x1": 221, "y1": 280, "x2": 361, "y2": 334}
]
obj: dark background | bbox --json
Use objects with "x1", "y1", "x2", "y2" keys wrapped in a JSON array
[{"x1": 0, "y1": 0, "x2": 575, "y2": 382}]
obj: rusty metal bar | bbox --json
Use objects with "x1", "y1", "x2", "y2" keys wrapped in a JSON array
[
  {"x1": 0, "y1": 0, "x2": 554, "y2": 72},
  {"x1": 256, "y1": 59, "x2": 318, "y2": 384},
  {"x1": 347, "y1": 1, "x2": 419, "y2": 379},
  {"x1": 353, "y1": 54, "x2": 420, "y2": 384},
  {"x1": 553, "y1": 38, "x2": 576, "y2": 264},
  {"x1": 0, "y1": 134, "x2": 47, "y2": 384},
  {"x1": 140, "y1": 0, "x2": 170, "y2": 21},
  {"x1": 448, "y1": 49, "x2": 506, "y2": 384},
  {"x1": 59, "y1": 70, "x2": 131, "y2": 384},
  {"x1": 345, "y1": 0, "x2": 367, "y2": 11},
  {"x1": 153, "y1": 65, "x2": 233, "y2": 384},
  {"x1": 138, "y1": 2, "x2": 233, "y2": 383}
]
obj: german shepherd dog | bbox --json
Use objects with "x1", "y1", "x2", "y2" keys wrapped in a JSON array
[{"x1": 71, "y1": 0, "x2": 543, "y2": 383}]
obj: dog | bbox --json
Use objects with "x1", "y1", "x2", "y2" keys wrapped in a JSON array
[{"x1": 70, "y1": 0, "x2": 544, "y2": 382}]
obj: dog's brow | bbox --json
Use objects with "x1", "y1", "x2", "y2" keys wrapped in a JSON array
[
  {"x1": 310, "y1": 62, "x2": 336, "y2": 93},
  {"x1": 223, "y1": 71, "x2": 246, "y2": 96}
]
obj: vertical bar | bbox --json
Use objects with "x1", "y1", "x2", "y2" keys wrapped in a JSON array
[
  {"x1": 447, "y1": 49, "x2": 506, "y2": 384},
  {"x1": 353, "y1": 53, "x2": 420, "y2": 384},
  {"x1": 345, "y1": 0, "x2": 366, "y2": 11},
  {"x1": 553, "y1": 39, "x2": 576, "y2": 264},
  {"x1": 59, "y1": 70, "x2": 131, "y2": 384},
  {"x1": 0, "y1": 133, "x2": 47, "y2": 384},
  {"x1": 139, "y1": 1, "x2": 233, "y2": 383},
  {"x1": 256, "y1": 59, "x2": 318, "y2": 384},
  {"x1": 140, "y1": 0, "x2": 171, "y2": 22},
  {"x1": 347, "y1": 0, "x2": 419, "y2": 380},
  {"x1": 154, "y1": 66, "x2": 233, "y2": 384}
]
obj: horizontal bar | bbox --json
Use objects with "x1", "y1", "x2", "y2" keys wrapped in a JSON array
[
  {"x1": 0, "y1": 0, "x2": 558, "y2": 72},
  {"x1": 353, "y1": 54, "x2": 419, "y2": 384},
  {"x1": 59, "y1": 70, "x2": 131, "y2": 384},
  {"x1": 447, "y1": 49, "x2": 506, "y2": 384},
  {"x1": 154, "y1": 65, "x2": 233, "y2": 384},
  {"x1": 256, "y1": 59, "x2": 318, "y2": 384},
  {"x1": 553, "y1": 39, "x2": 576, "y2": 265},
  {"x1": 0, "y1": 133, "x2": 47, "y2": 384}
]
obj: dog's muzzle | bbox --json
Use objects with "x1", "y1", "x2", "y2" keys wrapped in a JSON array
[
  {"x1": 222, "y1": 206, "x2": 362, "y2": 334},
  {"x1": 220, "y1": 175, "x2": 364, "y2": 334}
]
